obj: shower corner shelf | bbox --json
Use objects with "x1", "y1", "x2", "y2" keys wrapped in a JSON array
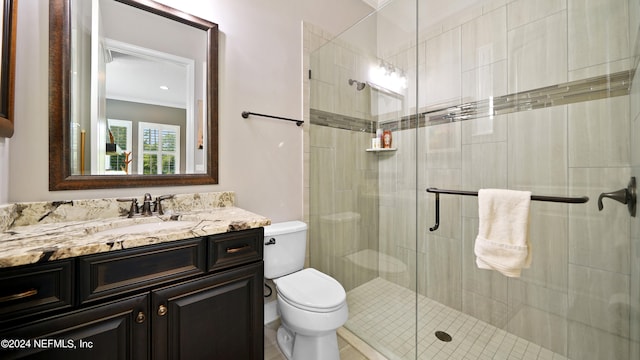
[{"x1": 366, "y1": 148, "x2": 397, "y2": 153}]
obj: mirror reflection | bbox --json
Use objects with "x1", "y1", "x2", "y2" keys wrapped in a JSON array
[{"x1": 70, "y1": 0, "x2": 208, "y2": 176}]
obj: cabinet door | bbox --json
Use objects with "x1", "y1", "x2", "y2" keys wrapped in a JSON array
[
  {"x1": 0, "y1": 294, "x2": 149, "y2": 360},
  {"x1": 152, "y1": 262, "x2": 263, "y2": 360}
]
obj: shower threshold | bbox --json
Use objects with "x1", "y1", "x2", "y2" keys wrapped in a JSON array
[{"x1": 346, "y1": 278, "x2": 569, "y2": 360}]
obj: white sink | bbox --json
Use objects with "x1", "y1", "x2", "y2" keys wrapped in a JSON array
[{"x1": 94, "y1": 221, "x2": 198, "y2": 236}]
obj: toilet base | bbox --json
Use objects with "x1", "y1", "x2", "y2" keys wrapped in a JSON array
[{"x1": 276, "y1": 323, "x2": 340, "y2": 360}]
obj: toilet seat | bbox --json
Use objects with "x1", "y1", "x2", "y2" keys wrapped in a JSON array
[{"x1": 275, "y1": 268, "x2": 346, "y2": 313}]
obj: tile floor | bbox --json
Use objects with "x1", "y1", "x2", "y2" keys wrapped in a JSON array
[{"x1": 346, "y1": 277, "x2": 570, "y2": 360}]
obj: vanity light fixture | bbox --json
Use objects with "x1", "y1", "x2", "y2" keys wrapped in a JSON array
[
  {"x1": 159, "y1": 85, "x2": 169, "y2": 90},
  {"x1": 369, "y1": 61, "x2": 407, "y2": 94}
]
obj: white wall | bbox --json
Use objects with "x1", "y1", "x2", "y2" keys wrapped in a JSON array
[
  {"x1": 0, "y1": 138, "x2": 8, "y2": 204},
  {"x1": 5, "y1": 0, "x2": 371, "y2": 221}
]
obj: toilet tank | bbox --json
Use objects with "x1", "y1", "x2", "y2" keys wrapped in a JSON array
[{"x1": 263, "y1": 221, "x2": 307, "y2": 279}]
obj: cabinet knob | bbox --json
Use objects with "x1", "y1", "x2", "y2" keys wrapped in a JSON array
[
  {"x1": 135, "y1": 311, "x2": 146, "y2": 324},
  {"x1": 157, "y1": 304, "x2": 168, "y2": 316}
]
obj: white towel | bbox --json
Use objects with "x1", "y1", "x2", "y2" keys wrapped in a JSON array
[{"x1": 474, "y1": 189, "x2": 532, "y2": 277}]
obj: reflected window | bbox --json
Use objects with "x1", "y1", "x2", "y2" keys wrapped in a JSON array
[
  {"x1": 106, "y1": 119, "x2": 132, "y2": 174},
  {"x1": 138, "y1": 122, "x2": 180, "y2": 174}
]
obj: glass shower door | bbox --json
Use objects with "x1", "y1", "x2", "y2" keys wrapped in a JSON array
[
  {"x1": 629, "y1": 2, "x2": 640, "y2": 358},
  {"x1": 308, "y1": 0, "x2": 420, "y2": 359},
  {"x1": 310, "y1": 0, "x2": 640, "y2": 359},
  {"x1": 416, "y1": 0, "x2": 640, "y2": 359}
]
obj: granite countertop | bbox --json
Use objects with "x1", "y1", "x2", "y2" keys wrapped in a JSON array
[{"x1": 0, "y1": 192, "x2": 271, "y2": 269}]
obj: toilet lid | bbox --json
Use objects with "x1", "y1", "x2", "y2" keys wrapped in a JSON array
[{"x1": 275, "y1": 268, "x2": 346, "y2": 312}]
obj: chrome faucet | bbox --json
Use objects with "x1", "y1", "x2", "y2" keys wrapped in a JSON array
[{"x1": 140, "y1": 193, "x2": 153, "y2": 216}]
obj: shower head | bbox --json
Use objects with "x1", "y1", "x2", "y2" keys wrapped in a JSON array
[{"x1": 348, "y1": 79, "x2": 366, "y2": 91}]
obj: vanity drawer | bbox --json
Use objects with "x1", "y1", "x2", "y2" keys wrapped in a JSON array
[
  {"x1": 0, "y1": 260, "x2": 74, "y2": 323},
  {"x1": 78, "y1": 238, "x2": 207, "y2": 304},
  {"x1": 208, "y1": 228, "x2": 263, "y2": 271}
]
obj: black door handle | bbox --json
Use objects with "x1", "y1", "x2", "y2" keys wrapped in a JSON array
[{"x1": 597, "y1": 177, "x2": 636, "y2": 217}]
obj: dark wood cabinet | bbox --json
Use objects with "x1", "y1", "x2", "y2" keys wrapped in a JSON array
[
  {"x1": 152, "y1": 262, "x2": 263, "y2": 360},
  {"x1": 207, "y1": 228, "x2": 262, "y2": 271},
  {"x1": 0, "y1": 293, "x2": 149, "y2": 360},
  {"x1": 78, "y1": 237, "x2": 207, "y2": 304},
  {"x1": 0, "y1": 228, "x2": 264, "y2": 360},
  {"x1": 0, "y1": 260, "x2": 74, "y2": 324}
]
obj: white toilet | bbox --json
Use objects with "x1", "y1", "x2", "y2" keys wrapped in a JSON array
[{"x1": 264, "y1": 221, "x2": 348, "y2": 360}]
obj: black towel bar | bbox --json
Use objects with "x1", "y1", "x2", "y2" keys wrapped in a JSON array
[
  {"x1": 426, "y1": 187, "x2": 589, "y2": 231},
  {"x1": 241, "y1": 111, "x2": 304, "y2": 126}
]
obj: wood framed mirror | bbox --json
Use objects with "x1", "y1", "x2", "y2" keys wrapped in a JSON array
[
  {"x1": 49, "y1": 0, "x2": 218, "y2": 190},
  {"x1": 0, "y1": 0, "x2": 16, "y2": 138}
]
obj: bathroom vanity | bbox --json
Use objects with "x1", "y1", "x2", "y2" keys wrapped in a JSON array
[{"x1": 0, "y1": 192, "x2": 269, "y2": 359}]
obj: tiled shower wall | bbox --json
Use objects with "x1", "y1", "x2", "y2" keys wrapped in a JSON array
[
  {"x1": 308, "y1": 123, "x2": 381, "y2": 292},
  {"x1": 306, "y1": 0, "x2": 640, "y2": 359},
  {"x1": 305, "y1": 25, "x2": 382, "y2": 292}
]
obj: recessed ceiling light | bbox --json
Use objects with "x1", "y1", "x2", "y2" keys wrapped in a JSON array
[{"x1": 159, "y1": 85, "x2": 169, "y2": 90}]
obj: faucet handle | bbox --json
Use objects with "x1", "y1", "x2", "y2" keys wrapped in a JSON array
[
  {"x1": 117, "y1": 198, "x2": 139, "y2": 218},
  {"x1": 154, "y1": 194, "x2": 175, "y2": 215}
]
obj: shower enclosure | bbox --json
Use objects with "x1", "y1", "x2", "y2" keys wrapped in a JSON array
[{"x1": 306, "y1": 0, "x2": 640, "y2": 359}]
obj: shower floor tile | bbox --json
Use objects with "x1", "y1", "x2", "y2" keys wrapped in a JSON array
[{"x1": 346, "y1": 278, "x2": 569, "y2": 360}]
